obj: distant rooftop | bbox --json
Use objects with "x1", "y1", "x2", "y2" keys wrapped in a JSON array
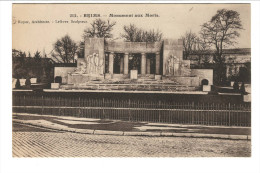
[{"x1": 189, "y1": 48, "x2": 251, "y2": 55}]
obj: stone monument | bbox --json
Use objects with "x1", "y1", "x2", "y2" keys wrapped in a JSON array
[
  {"x1": 67, "y1": 38, "x2": 105, "y2": 84},
  {"x1": 162, "y1": 39, "x2": 199, "y2": 86}
]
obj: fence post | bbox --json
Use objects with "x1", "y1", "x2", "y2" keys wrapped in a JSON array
[
  {"x1": 58, "y1": 96, "x2": 61, "y2": 116},
  {"x1": 41, "y1": 95, "x2": 43, "y2": 115},
  {"x1": 228, "y1": 103, "x2": 231, "y2": 126},
  {"x1": 192, "y1": 102, "x2": 194, "y2": 124},
  {"x1": 128, "y1": 99, "x2": 131, "y2": 121},
  {"x1": 159, "y1": 100, "x2": 161, "y2": 123},
  {"x1": 79, "y1": 97, "x2": 81, "y2": 117},
  {"x1": 102, "y1": 98, "x2": 105, "y2": 119},
  {"x1": 23, "y1": 95, "x2": 26, "y2": 113}
]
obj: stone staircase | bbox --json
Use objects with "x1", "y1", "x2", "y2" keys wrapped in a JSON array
[{"x1": 60, "y1": 78, "x2": 199, "y2": 92}]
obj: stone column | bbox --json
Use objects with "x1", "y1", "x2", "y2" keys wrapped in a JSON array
[
  {"x1": 120, "y1": 57, "x2": 124, "y2": 74},
  {"x1": 226, "y1": 66, "x2": 230, "y2": 78},
  {"x1": 109, "y1": 52, "x2": 114, "y2": 74},
  {"x1": 146, "y1": 58, "x2": 151, "y2": 74},
  {"x1": 124, "y1": 53, "x2": 129, "y2": 74},
  {"x1": 141, "y1": 53, "x2": 146, "y2": 75},
  {"x1": 155, "y1": 52, "x2": 160, "y2": 75}
]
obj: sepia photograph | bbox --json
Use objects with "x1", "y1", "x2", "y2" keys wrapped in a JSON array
[{"x1": 11, "y1": 3, "x2": 251, "y2": 158}]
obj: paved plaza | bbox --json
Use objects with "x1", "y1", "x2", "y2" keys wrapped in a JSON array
[{"x1": 12, "y1": 122, "x2": 251, "y2": 157}]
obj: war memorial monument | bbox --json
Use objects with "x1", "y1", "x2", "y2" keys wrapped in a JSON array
[{"x1": 53, "y1": 37, "x2": 213, "y2": 92}]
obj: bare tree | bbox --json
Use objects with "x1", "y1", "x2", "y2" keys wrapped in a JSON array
[
  {"x1": 142, "y1": 29, "x2": 163, "y2": 42},
  {"x1": 52, "y1": 35, "x2": 78, "y2": 63},
  {"x1": 196, "y1": 29, "x2": 211, "y2": 66},
  {"x1": 121, "y1": 24, "x2": 142, "y2": 42},
  {"x1": 122, "y1": 24, "x2": 162, "y2": 42},
  {"x1": 181, "y1": 31, "x2": 197, "y2": 59},
  {"x1": 201, "y1": 9, "x2": 243, "y2": 84},
  {"x1": 83, "y1": 19, "x2": 116, "y2": 39},
  {"x1": 201, "y1": 9, "x2": 243, "y2": 64}
]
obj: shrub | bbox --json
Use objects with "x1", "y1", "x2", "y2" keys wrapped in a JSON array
[
  {"x1": 37, "y1": 78, "x2": 41, "y2": 83},
  {"x1": 15, "y1": 79, "x2": 21, "y2": 89},
  {"x1": 230, "y1": 75, "x2": 237, "y2": 81},
  {"x1": 240, "y1": 82, "x2": 246, "y2": 94},
  {"x1": 55, "y1": 76, "x2": 62, "y2": 83},
  {"x1": 233, "y1": 81, "x2": 239, "y2": 92},
  {"x1": 25, "y1": 77, "x2": 31, "y2": 87}
]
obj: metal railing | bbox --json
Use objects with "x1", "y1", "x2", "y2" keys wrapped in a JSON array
[{"x1": 13, "y1": 95, "x2": 251, "y2": 126}]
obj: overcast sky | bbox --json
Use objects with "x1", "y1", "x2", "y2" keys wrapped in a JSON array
[{"x1": 12, "y1": 3, "x2": 251, "y2": 56}]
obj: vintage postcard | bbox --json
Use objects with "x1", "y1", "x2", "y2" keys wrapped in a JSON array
[{"x1": 12, "y1": 3, "x2": 251, "y2": 159}]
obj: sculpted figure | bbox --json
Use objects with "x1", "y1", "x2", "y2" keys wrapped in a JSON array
[
  {"x1": 85, "y1": 55, "x2": 90, "y2": 74},
  {"x1": 167, "y1": 55, "x2": 174, "y2": 75},
  {"x1": 74, "y1": 62, "x2": 86, "y2": 74},
  {"x1": 89, "y1": 55, "x2": 94, "y2": 73},
  {"x1": 98, "y1": 56, "x2": 104, "y2": 74},
  {"x1": 173, "y1": 55, "x2": 179, "y2": 63},
  {"x1": 94, "y1": 53, "x2": 99, "y2": 74}
]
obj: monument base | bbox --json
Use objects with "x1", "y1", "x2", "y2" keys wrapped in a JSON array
[
  {"x1": 203, "y1": 85, "x2": 211, "y2": 92},
  {"x1": 130, "y1": 70, "x2": 138, "y2": 79},
  {"x1": 51, "y1": 83, "x2": 60, "y2": 89},
  {"x1": 67, "y1": 73, "x2": 104, "y2": 84},
  {"x1": 162, "y1": 76, "x2": 200, "y2": 86}
]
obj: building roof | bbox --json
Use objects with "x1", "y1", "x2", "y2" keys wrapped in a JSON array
[
  {"x1": 13, "y1": 57, "x2": 55, "y2": 64},
  {"x1": 189, "y1": 48, "x2": 251, "y2": 55}
]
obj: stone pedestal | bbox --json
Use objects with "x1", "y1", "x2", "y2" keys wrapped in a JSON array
[
  {"x1": 20, "y1": 79, "x2": 26, "y2": 86},
  {"x1": 203, "y1": 85, "x2": 211, "y2": 92},
  {"x1": 51, "y1": 83, "x2": 60, "y2": 89},
  {"x1": 130, "y1": 70, "x2": 138, "y2": 79},
  {"x1": 243, "y1": 94, "x2": 251, "y2": 102},
  {"x1": 155, "y1": 75, "x2": 162, "y2": 80},
  {"x1": 12, "y1": 78, "x2": 17, "y2": 88},
  {"x1": 30, "y1": 78, "x2": 37, "y2": 84},
  {"x1": 245, "y1": 84, "x2": 251, "y2": 94}
]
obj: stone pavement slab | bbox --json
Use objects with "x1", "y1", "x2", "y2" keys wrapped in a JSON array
[
  {"x1": 13, "y1": 113, "x2": 251, "y2": 140},
  {"x1": 12, "y1": 129, "x2": 251, "y2": 157}
]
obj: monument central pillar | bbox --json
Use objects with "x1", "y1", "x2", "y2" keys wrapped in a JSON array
[
  {"x1": 109, "y1": 52, "x2": 114, "y2": 74},
  {"x1": 155, "y1": 52, "x2": 160, "y2": 75},
  {"x1": 124, "y1": 53, "x2": 129, "y2": 74},
  {"x1": 141, "y1": 53, "x2": 146, "y2": 75}
]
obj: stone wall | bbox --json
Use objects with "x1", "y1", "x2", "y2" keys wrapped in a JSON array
[
  {"x1": 67, "y1": 74, "x2": 104, "y2": 84},
  {"x1": 105, "y1": 41, "x2": 162, "y2": 53},
  {"x1": 162, "y1": 76, "x2": 200, "y2": 86},
  {"x1": 54, "y1": 67, "x2": 75, "y2": 84},
  {"x1": 190, "y1": 69, "x2": 213, "y2": 85}
]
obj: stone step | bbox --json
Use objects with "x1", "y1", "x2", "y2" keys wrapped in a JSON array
[
  {"x1": 137, "y1": 74, "x2": 155, "y2": 79},
  {"x1": 60, "y1": 84, "x2": 198, "y2": 92}
]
